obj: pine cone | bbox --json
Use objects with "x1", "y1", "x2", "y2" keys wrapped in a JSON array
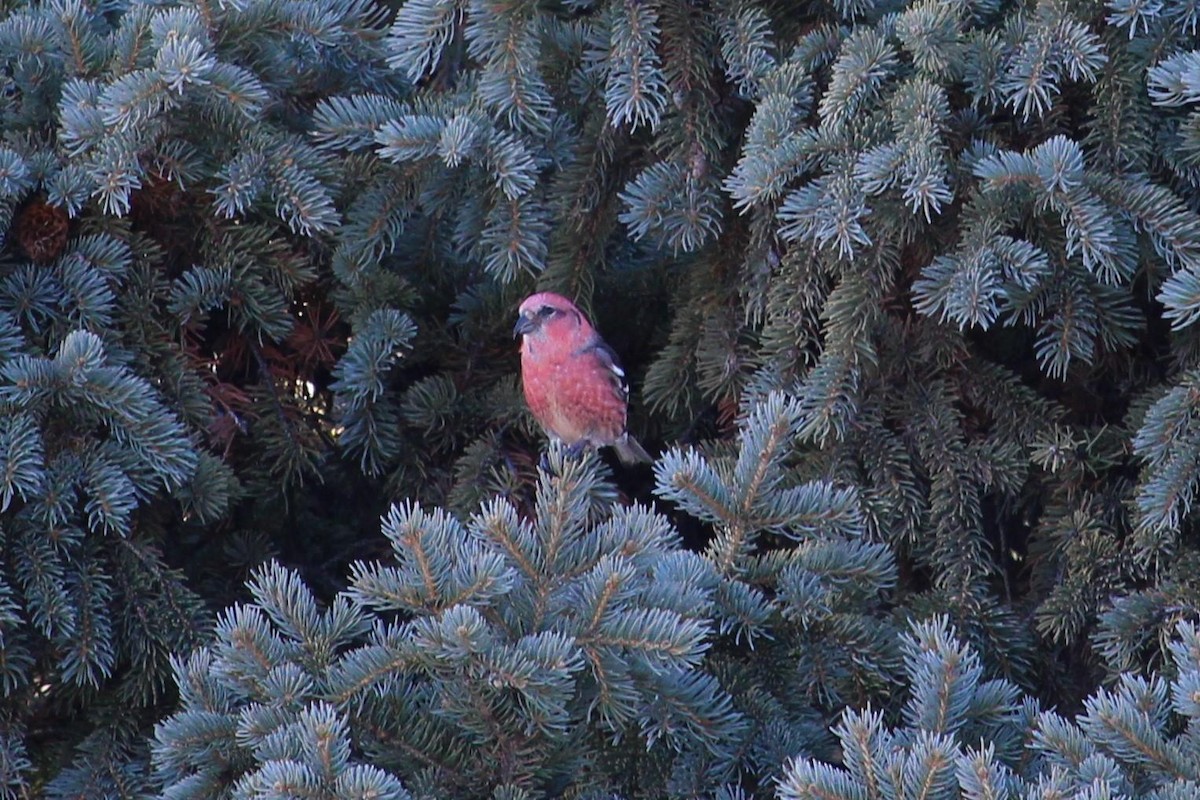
[{"x1": 13, "y1": 199, "x2": 69, "y2": 264}]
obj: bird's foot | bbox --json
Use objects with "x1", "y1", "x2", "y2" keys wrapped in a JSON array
[{"x1": 537, "y1": 441, "x2": 590, "y2": 474}]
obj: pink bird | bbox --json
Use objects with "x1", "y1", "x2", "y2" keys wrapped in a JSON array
[{"x1": 514, "y1": 292, "x2": 652, "y2": 465}]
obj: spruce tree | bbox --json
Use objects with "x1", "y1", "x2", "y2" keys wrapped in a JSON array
[{"x1": 0, "y1": 0, "x2": 1199, "y2": 796}]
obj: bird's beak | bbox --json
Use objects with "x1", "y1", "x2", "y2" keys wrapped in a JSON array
[{"x1": 513, "y1": 314, "x2": 536, "y2": 338}]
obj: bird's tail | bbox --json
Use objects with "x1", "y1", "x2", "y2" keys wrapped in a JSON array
[{"x1": 614, "y1": 434, "x2": 653, "y2": 465}]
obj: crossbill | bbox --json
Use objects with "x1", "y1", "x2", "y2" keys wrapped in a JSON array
[{"x1": 514, "y1": 292, "x2": 652, "y2": 465}]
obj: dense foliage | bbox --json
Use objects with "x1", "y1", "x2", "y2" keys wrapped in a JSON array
[{"x1": 0, "y1": 0, "x2": 1198, "y2": 796}]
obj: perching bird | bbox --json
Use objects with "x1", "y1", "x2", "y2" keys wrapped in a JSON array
[{"x1": 514, "y1": 292, "x2": 652, "y2": 465}]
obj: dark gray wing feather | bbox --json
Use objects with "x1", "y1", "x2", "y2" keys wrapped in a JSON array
[{"x1": 580, "y1": 338, "x2": 628, "y2": 402}]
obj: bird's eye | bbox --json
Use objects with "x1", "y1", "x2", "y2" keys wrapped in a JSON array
[{"x1": 538, "y1": 305, "x2": 556, "y2": 317}]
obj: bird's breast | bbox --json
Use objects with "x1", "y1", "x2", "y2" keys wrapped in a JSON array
[{"x1": 521, "y1": 349, "x2": 624, "y2": 445}]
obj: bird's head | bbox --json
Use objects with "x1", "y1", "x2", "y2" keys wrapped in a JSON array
[{"x1": 513, "y1": 292, "x2": 585, "y2": 341}]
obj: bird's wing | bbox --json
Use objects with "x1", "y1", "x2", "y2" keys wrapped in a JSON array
[{"x1": 580, "y1": 338, "x2": 629, "y2": 403}]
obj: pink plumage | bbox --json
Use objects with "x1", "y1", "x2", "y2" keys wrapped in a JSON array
[{"x1": 514, "y1": 292, "x2": 651, "y2": 465}]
